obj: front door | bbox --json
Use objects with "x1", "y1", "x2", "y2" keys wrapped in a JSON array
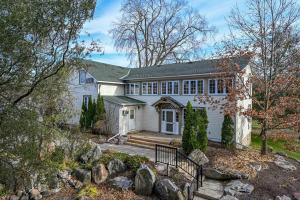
[
  {"x1": 161, "y1": 109, "x2": 179, "y2": 134},
  {"x1": 128, "y1": 109, "x2": 136, "y2": 131}
]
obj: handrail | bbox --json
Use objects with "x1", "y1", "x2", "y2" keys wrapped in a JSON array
[
  {"x1": 155, "y1": 144, "x2": 203, "y2": 199},
  {"x1": 107, "y1": 133, "x2": 121, "y2": 142}
]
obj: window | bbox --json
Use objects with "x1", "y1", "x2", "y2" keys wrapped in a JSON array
[
  {"x1": 83, "y1": 95, "x2": 91, "y2": 109},
  {"x1": 142, "y1": 82, "x2": 158, "y2": 95},
  {"x1": 209, "y1": 79, "x2": 216, "y2": 94},
  {"x1": 125, "y1": 83, "x2": 139, "y2": 95},
  {"x1": 161, "y1": 81, "x2": 179, "y2": 95},
  {"x1": 198, "y1": 80, "x2": 204, "y2": 94},
  {"x1": 79, "y1": 70, "x2": 86, "y2": 84},
  {"x1": 183, "y1": 80, "x2": 198, "y2": 95},
  {"x1": 217, "y1": 79, "x2": 224, "y2": 94},
  {"x1": 130, "y1": 110, "x2": 135, "y2": 119},
  {"x1": 225, "y1": 79, "x2": 233, "y2": 93}
]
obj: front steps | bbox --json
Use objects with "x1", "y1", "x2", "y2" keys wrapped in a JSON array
[
  {"x1": 125, "y1": 134, "x2": 175, "y2": 149},
  {"x1": 194, "y1": 179, "x2": 224, "y2": 200}
]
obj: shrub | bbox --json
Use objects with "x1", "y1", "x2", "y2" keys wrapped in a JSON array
[
  {"x1": 194, "y1": 110, "x2": 208, "y2": 151},
  {"x1": 96, "y1": 94, "x2": 106, "y2": 120},
  {"x1": 78, "y1": 184, "x2": 99, "y2": 198},
  {"x1": 221, "y1": 114, "x2": 234, "y2": 148},
  {"x1": 182, "y1": 101, "x2": 195, "y2": 154},
  {"x1": 79, "y1": 100, "x2": 87, "y2": 130}
]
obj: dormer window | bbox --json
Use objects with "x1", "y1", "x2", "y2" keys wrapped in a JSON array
[{"x1": 79, "y1": 70, "x2": 86, "y2": 84}]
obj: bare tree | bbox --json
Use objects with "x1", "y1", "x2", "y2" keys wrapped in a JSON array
[
  {"x1": 110, "y1": 0, "x2": 214, "y2": 68},
  {"x1": 202, "y1": 0, "x2": 300, "y2": 155}
]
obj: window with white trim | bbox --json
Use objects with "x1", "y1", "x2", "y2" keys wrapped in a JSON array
[
  {"x1": 183, "y1": 80, "x2": 201, "y2": 95},
  {"x1": 79, "y1": 70, "x2": 86, "y2": 84},
  {"x1": 209, "y1": 79, "x2": 216, "y2": 94},
  {"x1": 142, "y1": 82, "x2": 158, "y2": 95},
  {"x1": 83, "y1": 95, "x2": 91, "y2": 109},
  {"x1": 217, "y1": 79, "x2": 224, "y2": 94},
  {"x1": 125, "y1": 83, "x2": 140, "y2": 95},
  {"x1": 198, "y1": 80, "x2": 204, "y2": 94},
  {"x1": 209, "y1": 79, "x2": 233, "y2": 94},
  {"x1": 161, "y1": 81, "x2": 179, "y2": 95}
]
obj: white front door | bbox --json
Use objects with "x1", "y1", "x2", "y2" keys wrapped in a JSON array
[
  {"x1": 161, "y1": 109, "x2": 179, "y2": 134},
  {"x1": 128, "y1": 109, "x2": 136, "y2": 131}
]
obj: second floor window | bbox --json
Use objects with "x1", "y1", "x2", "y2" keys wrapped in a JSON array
[
  {"x1": 79, "y1": 70, "x2": 86, "y2": 84},
  {"x1": 83, "y1": 95, "x2": 91, "y2": 109},
  {"x1": 126, "y1": 83, "x2": 139, "y2": 95},
  {"x1": 209, "y1": 79, "x2": 233, "y2": 94},
  {"x1": 183, "y1": 80, "x2": 201, "y2": 95},
  {"x1": 209, "y1": 79, "x2": 216, "y2": 94},
  {"x1": 161, "y1": 81, "x2": 179, "y2": 95},
  {"x1": 142, "y1": 82, "x2": 158, "y2": 95}
]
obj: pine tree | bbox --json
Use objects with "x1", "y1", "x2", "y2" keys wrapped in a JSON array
[
  {"x1": 91, "y1": 99, "x2": 97, "y2": 127},
  {"x1": 86, "y1": 96, "x2": 94, "y2": 128},
  {"x1": 221, "y1": 114, "x2": 234, "y2": 148},
  {"x1": 96, "y1": 94, "x2": 106, "y2": 121},
  {"x1": 193, "y1": 110, "x2": 208, "y2": 151},
  {"x1": 182, "y1": 101, "x2": 195, "y2": 154},
  {"x1": 79, "y1": 100, "x2": 87, "y2": 130}
]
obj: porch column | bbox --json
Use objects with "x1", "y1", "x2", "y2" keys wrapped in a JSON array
[{"x1": 158, "y1": 108, "x2": 161, "y2": 133}]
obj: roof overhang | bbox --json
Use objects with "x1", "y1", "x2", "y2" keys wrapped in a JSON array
[{"x1": 152, "y1": 96, "x2": 184, "y2": 109}]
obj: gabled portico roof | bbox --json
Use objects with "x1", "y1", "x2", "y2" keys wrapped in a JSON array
[{"x1": 152, "y1": 97, "x2": 184, "y2": 109}]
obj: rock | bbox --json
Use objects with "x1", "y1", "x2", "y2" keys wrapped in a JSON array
[
  {"x1": 224, "y1": 180, "x2": 254, "y2": 196},
  {"x1": 58, "y1": 170, "x2": 71, "y2": 180},
  {"x1": 20, "y1": 193, "x2": 29, "y2": 200},
  {"x1": 135, "y1": 164, "x2": 156, "y2": 195},
  {"x1": 276, "y1": 152, "x2": 288, "y2": 157},
  {"x1": 29, "y1": 188, "x2": 42, "y2": 200},
  {"x1": 108, "y1": 159, "x2": 126, "y2": 175},
  {"x1": 249, "y1": 162, "x2": 262, "y2": 172},
  {"x1": 74, "y1": 180, "x2": 84, "y2": 190},
  {"x1": 154, "y1": 179, "x2": 184, "y2": 200},
  {"x1": 182, "y1": 182, "x2": 192, "y2": 200},
  {"x1": 204, "y1": 168, "x2": 247, "y2": 180},
  {"x1": 275, "y1": 195, "x2": 291, "y2": 200},
  {"x1": 293, "y1": 192, "x2": 300, "y2": 200},
  {"x1": 92, "y1": 164, "x2": 108, "y2": 184},
  {"x1": 79, "y1": 144, "x2": 102, "y2": 164},
  {"x1": 9, "y1": 195, "x2": 19, "y2": 200},
  {"x1": 109, "y1": 176, "x2": 133, "y2": 190},
  {"x1": 188, "y1": 149, "x2": 209, "y2": 166},
  {"x1": 220, "y1": 195, "x2": 239, "y2": 200},
  {"x1": 274, "y1": 155, "x2": 296, "y2": 171},
  {"x1": 74, "y1": 168, "x2": 91, "y2": 184}
]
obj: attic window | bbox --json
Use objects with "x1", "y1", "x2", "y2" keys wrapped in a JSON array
[{"x1": 79, "y1": 70, "x2": 86, "y2": 84}]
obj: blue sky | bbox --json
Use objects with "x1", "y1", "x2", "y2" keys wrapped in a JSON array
[{"x1": 80, "y1": 0, "x2": 244, "y2": 67}]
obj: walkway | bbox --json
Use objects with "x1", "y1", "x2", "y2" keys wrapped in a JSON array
[{"x1": 100, "y1": 143, "x2": 155, "y2": 161}]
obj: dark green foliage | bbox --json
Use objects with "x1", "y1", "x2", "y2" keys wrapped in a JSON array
[
  {"x1": 80, "y1": 100, "x2": 87, "y2": 129},
  {"x1": 221, "y1": 114, "x2": 234, "y2": 148},
  {"x1": 194, "y1": 110, "x2": 208, "y2": 151},
  {"x1": 96, "y1": 94, "x2": 105, "y2": 121},
  {"x1": 182, "y1": 101, "x2": 195, "y2": 154},
  {"x1": 86, "y1": 96, "x2": 94, "y2": 128}
]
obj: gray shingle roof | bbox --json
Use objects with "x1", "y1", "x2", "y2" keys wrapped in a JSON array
[
  {"x1": 103, "y1": 96, "x2": 146, "y2": 106},
  {"x1": 81, "y1": 60, "x2": 129, "y2": 83},
  {"x1": 121, "y1": 57, "x2": 250, "y2": 80}
]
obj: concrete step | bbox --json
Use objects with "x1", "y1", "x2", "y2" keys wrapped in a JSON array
[
  {"x1": 127, "y1": 138, "x2": 157, "y2": 147},
  {"x1": 125, "y1": 141, "x2": 155, "y2": 150},
  {"x1": 194, "y1": 179, "x2": 224, "y2": 200}
]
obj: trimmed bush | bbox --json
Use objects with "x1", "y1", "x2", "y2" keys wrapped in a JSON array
[
  {"x1": 79, "y1": 100, "x2": 87, "y2": 130},
  {"x1": 96, "y1": 94, "x2": 106, "y2": 120},
  {"x1": 221, "y1": 114, "x2": 234, "y2": 148},
  {"x1": 194, "y1": 110, "x2": 208, "y2": 151},
  {"x1": 182, "y1": 101, "x2": 195, "y2": 154}
]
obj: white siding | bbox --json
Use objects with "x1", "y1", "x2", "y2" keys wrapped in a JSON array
[
  {"x1": 99, "y1": 83, "x2": 124, "y2": 96},
  {"x1": 68, "y1": 70, "x2": 98, "y2": 124}
]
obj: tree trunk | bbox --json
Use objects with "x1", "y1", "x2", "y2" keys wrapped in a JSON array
[{"x1": 260, "y1": 121, "x2": 268, "y2": 155}]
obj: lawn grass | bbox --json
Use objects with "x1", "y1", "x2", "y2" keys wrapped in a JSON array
[{"x1": 251, "y1": 131, "x2": 300, "y2": 160}]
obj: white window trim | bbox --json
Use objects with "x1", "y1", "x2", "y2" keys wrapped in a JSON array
[
  {"x1": 79, "y1": 70, "x2": 86, "y2": 85},
  {"x1": 198, "y1": 79, "x2": 204, "y2": 95},
  {"x1": 161, "y1": 81, "x2": 179, "y2": 95},
  {"x1": 208, "y1": 79, "x2": 228, "y2": 95},
  {"x1": 126, "y1": 83, "x2": 140, "y2": 95},
  {"x1": 142, "y1": 82, "x2": 158, "y2": 95},
  {"x1": 183, "y1": 80, "x2": 198, "y2": 95}
]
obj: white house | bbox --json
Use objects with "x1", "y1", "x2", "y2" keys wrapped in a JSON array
[{"x1": 68, "y1": 58, "x2": 252, "y2": 147}]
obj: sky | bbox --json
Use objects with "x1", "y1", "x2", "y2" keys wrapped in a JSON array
[{"x1": 80, "y1": 0, "x2": 245, "y2": 67}]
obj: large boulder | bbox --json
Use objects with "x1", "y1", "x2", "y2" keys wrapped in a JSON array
[
  {"x1": 220, "y1": 195, "x2": 239, "y2": 200},
  {"x1": 79, "y1": 143, "x2": 102, "y2": 164},
  {"x1": 135, "y1": 164, "x2": 156, "y2": 195},
  {"x1": 108, "y1": 159, "x2": 126, "y2": 175},
  {"x1": 224, "y1": 180, "x2": 254, "y2": 196},
  {"x1": 92, "y1": 164, "x2": 108, "y2": 184},
  {"x1": 275, "y1": 195, "x2": 291, "y2": 200},
  {"x1": 188, "y1": 149, "x2": 209, "y2": 166},
  {"x1": 203, "y1": 168, "x2": 248, "y2": 180},
  {"x1": 109, "y1": 176, "x2": 133, "y2": 190},
  {"x1": 154, "y1": 179, "x2": 184, "y2": 200},
  {"x1": 274, "y1": 155, "x2": 296, "y2": 171},
  {"x1": 29, "y1": 188, "x2": 42, "y2": 200},
  {"x1": 74, "y1": 168, "x2": 91, "y2": 184}
]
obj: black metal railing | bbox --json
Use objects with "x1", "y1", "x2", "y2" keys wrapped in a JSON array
[{"x1": 155, "y1": 144, "x2": 203, "y2": 197}]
